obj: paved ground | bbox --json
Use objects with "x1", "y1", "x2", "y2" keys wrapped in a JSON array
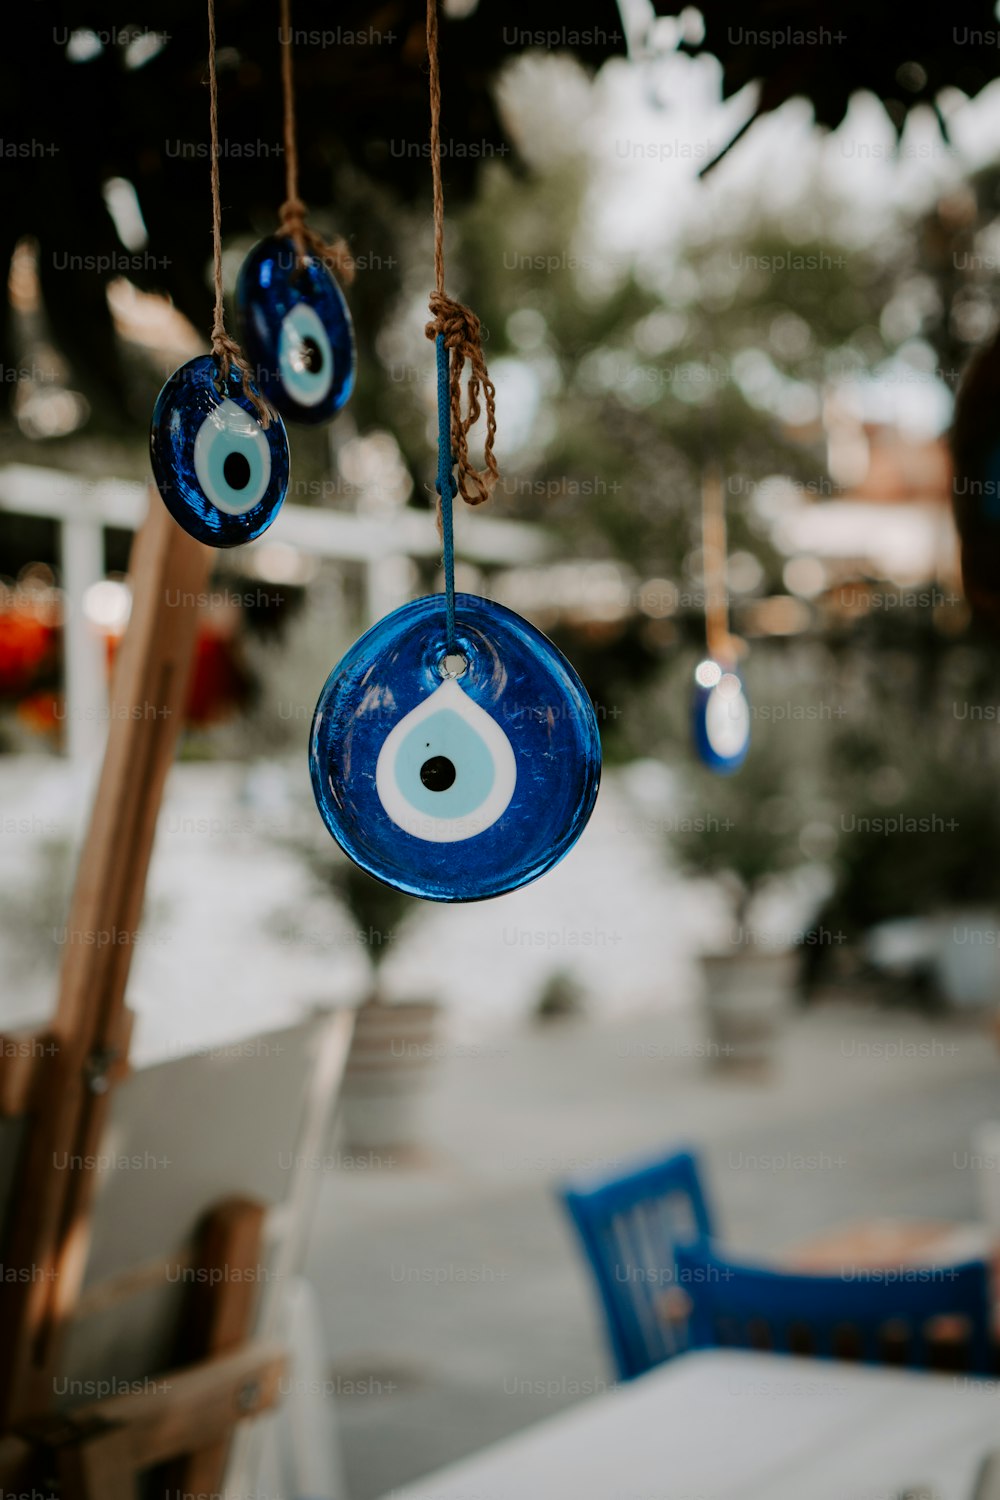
[{"x1": 302, "y1": 1000, "x2": 999, "y2": 1500}]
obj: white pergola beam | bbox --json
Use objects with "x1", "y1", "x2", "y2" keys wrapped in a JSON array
[
  {"x1": 0, "y1": 465, "x2": 547, "y2": 567},
  {"x1": 0, "y1": 463, "x2": 549, "y2": 762}
]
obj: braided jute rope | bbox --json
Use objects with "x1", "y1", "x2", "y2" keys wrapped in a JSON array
[
  {"x1": 278, "y1": 0, "x2": 355, "y2": 286},
  {"x1": 207, "y1": 0, "x2": 273, "y2": 425},
  {"x1": 424, "y1": 0, "x2": 499, "y2": 508}
]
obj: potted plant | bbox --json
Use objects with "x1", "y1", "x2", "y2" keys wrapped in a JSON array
[
  {"x1": 279, "y1": 819, "x2": 437, "y2": 1155},
  {"x1": 818, "y1": 758, "x2": 1000, "y2": 1011},
  {"x1": 331, "y1": 864, "x2": 439, "y2": 1155},
  {"x1": 668, "y1": 725, "x2": 823, "y2": 1070}
]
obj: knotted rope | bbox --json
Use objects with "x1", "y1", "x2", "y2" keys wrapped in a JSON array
[
  {"x1": 207, "y1": 0, "x2": 273, "y2": 424},
  {"x1": 423, "y1": 0, "x2": 499, "y2": 509},
  {"x1": 278, "y1": 0, "x2": 355, "y2": 285}
]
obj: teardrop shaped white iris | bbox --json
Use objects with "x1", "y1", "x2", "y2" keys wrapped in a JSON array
[
  {"x1": 192, "y1": 397, "x2": 271, "y2": 514},
  {"x1": 705, "y1": 672, "x2": 750, "y2": 760},
  {"x1": 278, "y1": 302, "x2": 334, "y2": 407},
  {"x1": 375, "y1": 678, "x2": 517, "y2": 842}
]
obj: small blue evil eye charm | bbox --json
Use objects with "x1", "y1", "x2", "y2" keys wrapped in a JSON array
[
  {"x1": 310, "y1": 594, "x2": 602, "y2": 902},
  {"x1": 236, "y1": 235, "x2": 355, "y2": 425},
  {"x1": 692, "y1": 659, "x2": 750, "y2": 774},
  {"x1": 149, "y1": 355, "x2": 289, "y2": 547}
]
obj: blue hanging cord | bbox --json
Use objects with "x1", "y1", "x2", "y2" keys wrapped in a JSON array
[{"x1": 435, "y1": 332, "x2": 458, "y2": 653}]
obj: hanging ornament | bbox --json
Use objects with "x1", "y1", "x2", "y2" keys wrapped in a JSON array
[
  {"x1": 237, "y1": 236, "x2": 354, "y2": 424},
  {"x1": 150, "y1": 0, "x2": 288, "y2": 548},
  {"x1": 150, "y1": 356, "x2": 289, "y2": 548},
  {"x1": 692, "y1": 659, "x2": 749, "y2": 775},
  {"x1": 309, "y1": 588, "x2": 601, "y2": 902},
  {"x1": 309, "y1": 1, "x2": 601, "y2": 901},
  {"x1": 236, "y1": 0, "x2": 356, "y2": 425},
  {"x1": 692, "y1": 462, "x2": 750, "y2": 773}
]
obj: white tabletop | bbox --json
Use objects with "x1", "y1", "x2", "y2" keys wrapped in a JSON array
[{"x1": 386, "y1": 1350, "x2": 1000, "y2": 1500}]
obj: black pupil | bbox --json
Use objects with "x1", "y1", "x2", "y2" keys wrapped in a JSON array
[
  {"x1": 420, "y1": 756, "x2": 456, "y2": 792},
  {"x1": 300, "y1": 336, "x2": 323, "y2": 374},
  {"x1": 223, "y1": 451, "x2": 251, "y2": 491}
]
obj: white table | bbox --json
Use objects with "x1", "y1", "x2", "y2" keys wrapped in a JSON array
[{"x1": 386, "y1": 1350, "x2": 1000, "y2": 1500}]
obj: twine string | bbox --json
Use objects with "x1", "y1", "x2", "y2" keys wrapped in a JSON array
[
  {"x1": 207, "y1": 0, "x2": 272, "y2": 424},
  {"x1": 424, "y1": 0, "x2": 499, "y2": 509},
  {"x1": 278, "y1": 0, "x2": 355, "y2": 284},
  {"x1": 427, "y1": 0, "x2": 446, "y2": 301},
  {"x1": 701, "y1": 461, "x2": 730, "y2": 662},
  {"x1": 436, "y1": 333, "x2": 458, "y2": 651}
]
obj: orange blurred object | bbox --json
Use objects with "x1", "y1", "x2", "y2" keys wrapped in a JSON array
[
  {"x1": 15, "y1": 689, "x2": 61, "y2": 734},
  {"x1": 0, "y1": 608, "x2": 58, "y2": 695}
]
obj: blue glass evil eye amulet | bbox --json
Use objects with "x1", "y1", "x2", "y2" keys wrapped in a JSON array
[
  {"x1": 310, "y1": 594, "x2": 602, "y2": 902},
  {"x1": 692, "y1": 659, "x2": 750, "y2": 774},
  {"x1": 236, "y1": 235, "x2": 355, "y2": 425},
  {"x1": 150, "y1": 355, "x2": 289, "y2": 547}
]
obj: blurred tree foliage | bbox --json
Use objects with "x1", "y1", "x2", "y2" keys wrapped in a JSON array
[
  {"x1": 674, "y1": 1, "x2": 1000, "y2": 171},
  {"x1": 437, "y1": 157, "x2": 900, "y2": 576}
]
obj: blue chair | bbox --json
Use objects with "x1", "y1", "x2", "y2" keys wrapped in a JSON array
[
  {"x1": 559, "y1": 1148, "x2": 715, "y2": 1379},
  {"x1": 675, "y1": 1243, "x2": 994, "y2": 1376}
]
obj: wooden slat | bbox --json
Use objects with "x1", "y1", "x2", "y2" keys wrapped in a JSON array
[
  {"x1": 0, "y1": 1433, "x2": 35, "y2": 1487},
  {"x1": 0, "y1": 1029, "x2": 54, "y2": 1118},
  {"x1": 0, "y1": 493, "x2": 211, "y2": 1425},
  {"x1": 184, "y1": 1198, "x2": 268, "y2": 1360},
  {"x1": 167, "y1": 1197, "x2": 268, "y2": 1497},
  {"x1": 47, "y1": 1006, "x2": 135, "y2": 1357},
  {"x1": 56, "y1": 1425, "x2": 138, "y2": 1500},
  {"x1": 73, "y1": 1247, "x2": 196, "y2": 1323},
  {"x1": 56, "y1": 1343, "x2": 286, "y2": 1468}
]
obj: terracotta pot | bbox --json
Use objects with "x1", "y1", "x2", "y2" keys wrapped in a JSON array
[{"x1": 338, "y1": 998, "x2": 440, "y2": 1152}]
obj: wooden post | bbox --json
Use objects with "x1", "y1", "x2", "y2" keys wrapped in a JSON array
[
  {"x1": 167, "y1": 1196, "x2": 269, "y2": 1496},
  {"x1": 57, "y1": 1425, "x2": 139, "y2": 1500},
  {"x1": 0, "y1": 492, "x2": 212, "y2": 1425},
  {"x1": 701, "y1": 462, "x2": 730, "y2": 663},
  {"x1": 37, "y1": 1342, "x2": 287, "y2": 1500}
]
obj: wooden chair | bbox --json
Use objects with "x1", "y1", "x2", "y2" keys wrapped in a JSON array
[
  {"x1": 675, "y1": 1243, "x2": 994, "y2": 1375},
  {"x1": 559, "y1": 1147, "x2": 715, "y2": 1379},
  {"x1": 0, "y1": 495, "x2": 354, "y2": 1497}
]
